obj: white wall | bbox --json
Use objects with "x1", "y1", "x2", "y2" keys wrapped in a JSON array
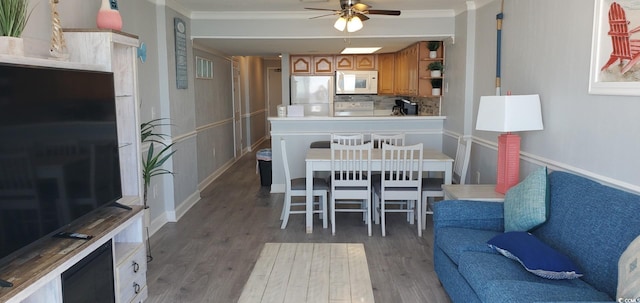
[{"x1": 443, "y1": 0, "x2": 640, "y2": 193}]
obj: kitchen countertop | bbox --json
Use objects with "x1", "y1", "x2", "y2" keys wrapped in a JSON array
[{"x1": 268, "y1": 115, "x2": 445, "y2": 121}]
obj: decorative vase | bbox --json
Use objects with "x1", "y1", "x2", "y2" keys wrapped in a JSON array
[
  {"x1": 430, "y1": 70, "x2": 441, "y2": 78},
  {"x1": 432, "y1": 88, "x2": 441, "y2": 96},
  {"x1": 0, "y1": 37, "x2": 24, "y2": 56},
  {"x1": 96, "y1": 0, "x2": 122, "y2": 31},
  {"x1": 429, "y1": 50, "x2": 437, "y2": 59}
]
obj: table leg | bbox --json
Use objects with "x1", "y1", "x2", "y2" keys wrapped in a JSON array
[
  {"x1": 306, "y1": 161, "x2": 313, "y2": 233},
  {"x1": 444, "y1": 162, "x2": 453, "y2": 185}
]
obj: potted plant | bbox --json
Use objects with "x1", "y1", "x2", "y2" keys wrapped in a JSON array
[
  {"x1": 428, "y1": 61, "x2": 444, "y2": 78},
  {"x1": 0, "y1": 0, "x2": 31, "y2": 55},
  {"x1": 431, "y1": 78, "x2": 443, "y2": 96},
  {"x1": 141, "y1": 118, "x2": 176, "y2": 211},
  {"x1": 427, "y1": 41, "x2": 440, "y2": 59}
]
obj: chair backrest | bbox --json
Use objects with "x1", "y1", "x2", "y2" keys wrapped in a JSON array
[
  {"x1": 280, "y1": 139, "x2": 292, "y2": 190},
  {"x1": 371, "y1": 133, "x2": 405, "y2": 149},
  {"x1": 331, "y1": 133, "x2": 364, "y2": 146},
  {"x1": 381, "y1": 143, "x2": 423, "y2": 190},
  {"x1": 453, "y1": 136, "x2": 472, "y2": 184},
  {"x1": 330, "y1": 142, "x2": 372, "y2": 188},
  {"x1": 607, "y1": 2, "x2": 632, "y2": 59}
]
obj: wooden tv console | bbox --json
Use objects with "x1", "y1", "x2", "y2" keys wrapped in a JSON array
[{"x1": 0, "y1": 202, "x2": 147, "y2": 303}]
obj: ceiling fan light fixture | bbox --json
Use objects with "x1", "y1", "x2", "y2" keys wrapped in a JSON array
[
  {"x1": 346, "y1": 16, "x2": 363, "y2": 32},
  {"x1": 334, "y1": 16, "x2": 347, "y2": 31}
]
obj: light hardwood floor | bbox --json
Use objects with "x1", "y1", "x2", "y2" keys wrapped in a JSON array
[{"x1": 145, "y1": 141, "x2": 451, "y2": 303}]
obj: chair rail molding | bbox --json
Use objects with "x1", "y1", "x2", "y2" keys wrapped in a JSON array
[{"x1": 471, "y1": 136, "x2": 640, "y2": 195}]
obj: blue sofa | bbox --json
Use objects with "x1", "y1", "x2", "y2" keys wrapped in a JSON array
[{"x1": 433, "y1": 171, "x2": 640, "y2": 302}]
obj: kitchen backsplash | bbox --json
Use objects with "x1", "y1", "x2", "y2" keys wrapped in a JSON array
[{"x1": 334, "y1": 95, "x2": 441, "y2": 116}]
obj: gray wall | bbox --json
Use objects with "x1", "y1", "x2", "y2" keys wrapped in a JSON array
[
  {"x1": 443, "y1": 0, "x2": 640, "y2": 193},
  {"x1": 193, "y1": 47, "x2": 236, "y2": 185}
]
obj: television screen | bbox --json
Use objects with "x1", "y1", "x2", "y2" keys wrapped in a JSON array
[{"x1": 0, "y1": 63, "x2": 122, "y2": 265}]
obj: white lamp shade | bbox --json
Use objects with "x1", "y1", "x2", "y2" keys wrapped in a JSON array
[
  {"x1": 475, "y1": 94, "x2": 544, "y2": 132},
  {"x1": 334, "y1": 17, "x2": 347, "y2": 31},
  {"x1": 346, "y1": 16, "x2": 363, "y2": 32}
]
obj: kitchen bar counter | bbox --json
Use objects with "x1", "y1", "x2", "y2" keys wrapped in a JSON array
[{"x1": 268, "y1": 115, "x2": 446, "y2": 193}]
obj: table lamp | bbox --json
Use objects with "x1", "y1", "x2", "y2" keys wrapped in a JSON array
[{"x1": 475, "y1": 94, "x2": 543, "y2": 194}]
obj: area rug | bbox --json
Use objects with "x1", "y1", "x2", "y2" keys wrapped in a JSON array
[{"x1": 238, "y1": 243, "x2": 374, "y2": 303}]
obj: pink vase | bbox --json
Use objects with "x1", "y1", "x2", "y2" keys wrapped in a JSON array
[{"x1": 96, "y1": 0, "x2": 122, "y2": 31}]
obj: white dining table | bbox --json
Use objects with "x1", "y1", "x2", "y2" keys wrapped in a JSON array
[{"x1": 304, "y1": 148, "x2": 454, "y2": 233}]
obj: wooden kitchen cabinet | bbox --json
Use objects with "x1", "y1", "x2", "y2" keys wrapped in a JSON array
[
  {"x1": 335, "y1": 55, "x2": 354, "y2": 70},
  {"x1": 335, "y1": 54, "x2": 376, "y2": 70},
  {"x1": 313, "y1": 55, "x2": 334, "y2": 74},
  {"x1": 291, "y1": 55, "x2": 334, "y2": 75},
  {"x1": 394, "y1": 43, "x2": 418, "y2": 96},
  {"x1": 355, "y1": 55, "x2": 376, "y2": 70},
  {"x1": 291, "y1": 55, "x2": 312, "y2": 74},
  {"x1": 377, "y1": 53, "x2": 395, "y2": 95},
  {"x1": 394, "y1": 41, "x2": 444, "y2": 97}
]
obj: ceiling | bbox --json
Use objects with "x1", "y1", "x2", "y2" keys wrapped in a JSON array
[{"x1": 173, "y1": 0, "x2": 477, "y2": 57}]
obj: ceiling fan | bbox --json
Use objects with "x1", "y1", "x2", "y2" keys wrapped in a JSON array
[{"x1": 305, "y1": 0, "x2": 401, "y2": 32}]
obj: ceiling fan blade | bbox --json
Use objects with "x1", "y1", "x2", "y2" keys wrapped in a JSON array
[
  {"x1": 352, "y1": 3, "x2": 370, "y2": 12},
  {"x1": 354, "y1": 12, "x2": 369, "y2": 21},
  {"x1": 309, "y1": 12, "x2": 340, "y2": 19},
  {"x1": 366, "y1": 9, "x2": 401, "y2": 16},
  {"x1": 305, "y1": 7, "x2": 340, "y2": 12}
]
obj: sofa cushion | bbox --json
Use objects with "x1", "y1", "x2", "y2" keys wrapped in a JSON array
[
  {"x1": 533, "y1": 171, "x2": 640, "y2": 298},
  {"x1": 435, "y1": 227, "x2": 498, "y2": 265},
  {"x1": 487, "y1": 231, "x2": 582, "y2": 279},
  {"x1": 503, "y1": 166, "x2": 549, "y2": 232},
  {"x1": 458, "y1": 251, "x2": 612, "y2": 303}
]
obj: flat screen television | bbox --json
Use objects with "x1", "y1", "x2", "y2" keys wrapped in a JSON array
[{"x1": 0, "y1": 63, "x2": 123, "y2": 272}]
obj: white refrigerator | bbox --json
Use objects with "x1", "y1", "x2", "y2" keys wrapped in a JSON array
[{"x1": 290, "y1": 75, "x2": 334, "y2": 116}]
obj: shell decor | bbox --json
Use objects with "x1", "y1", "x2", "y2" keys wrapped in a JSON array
[{"x1": 49, "y1": 0, "x2": 69, "y2": 60}]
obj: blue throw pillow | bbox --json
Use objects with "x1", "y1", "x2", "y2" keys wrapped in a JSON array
[
  {"x1": 488, "y1": 231, "x2": 583, "y2": 280},
  {"x1": 503, "y1": 166, "x2": 550, "y2": 232}
]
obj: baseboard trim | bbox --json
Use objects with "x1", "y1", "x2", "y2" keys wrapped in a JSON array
[
  {"x1": 174, "y1": 191, "x2": 201, "y2": 222},
  {"x1": 198, "y1": 157, "x2": 240, "y2": 191}
]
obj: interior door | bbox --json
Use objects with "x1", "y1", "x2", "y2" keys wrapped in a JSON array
[
  {"x1": 267, "y1": 67, "x2": 282, "y2": 132},
  {"x1": 232, "y1": 60, "x2": 243, "y2": 158}
]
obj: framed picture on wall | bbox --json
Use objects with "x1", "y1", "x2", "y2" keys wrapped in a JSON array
[{"x1": 589, "y1": 0, "x2": 640, "y2": 96}]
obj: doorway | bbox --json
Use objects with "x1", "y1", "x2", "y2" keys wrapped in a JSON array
[
  {"x1": 266, "y1": 67, "x2": 282, "y2": 132},
  {"x1": 232, "y1": 60, "x2": 243, "y2": 158}
]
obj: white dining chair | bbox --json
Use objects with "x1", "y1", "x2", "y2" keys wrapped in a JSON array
[
  {"x1": 421, "y1": 136, "x2": 471, "y2": 229},
  {"x1": 373, "y1": 143, "x2": 423, "y2": 237},
  {"x1": 330, "y1": 141, "x2": 373, "y2": 236},
  {"x1": 331, "y1": 133, "x2": 364, "y2": 146},
  {"x1": 371, "y1": 133, "x2": 405, "y2": 149},
  {"x1": 280, "y1": 139, "x2": 329, "y2": 229}
]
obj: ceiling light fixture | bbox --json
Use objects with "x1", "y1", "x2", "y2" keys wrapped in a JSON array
[
  {"x1": 341, "y1": 47, "x2": 381, "y2": 54},
  {"x1": 334, "y1": 12, "x2": 363, "y2": 33}
]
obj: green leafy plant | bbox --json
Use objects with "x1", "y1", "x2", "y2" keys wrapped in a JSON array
[
  {"x1": 431, "y1": 78, "x2": 443, "y2": 89},
  {"x1": 427, "y1": 41, "x2": 440, "y2": 51},
  {"x1": 428, "y1": 61, "x2": 444, "y2": 71},
  {"x1": 0, "y1": 0, "x2": 31, "y2": 37},
  {"x1": 141, "y1": 118, "x2": 176, "y2": 209}
]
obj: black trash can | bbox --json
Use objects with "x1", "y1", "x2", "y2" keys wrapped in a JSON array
[{"x1": 256, "y1": 148, "x2": 272, "y2": 186}]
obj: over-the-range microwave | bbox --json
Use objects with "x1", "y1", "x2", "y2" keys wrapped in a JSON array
[{"x1": 335, "y1": 70, "x2": 378, "y2": 94}]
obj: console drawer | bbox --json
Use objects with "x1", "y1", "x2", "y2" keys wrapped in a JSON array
[{"x1": 115, "y1": 244, "x2": 147, "y2": 303}]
